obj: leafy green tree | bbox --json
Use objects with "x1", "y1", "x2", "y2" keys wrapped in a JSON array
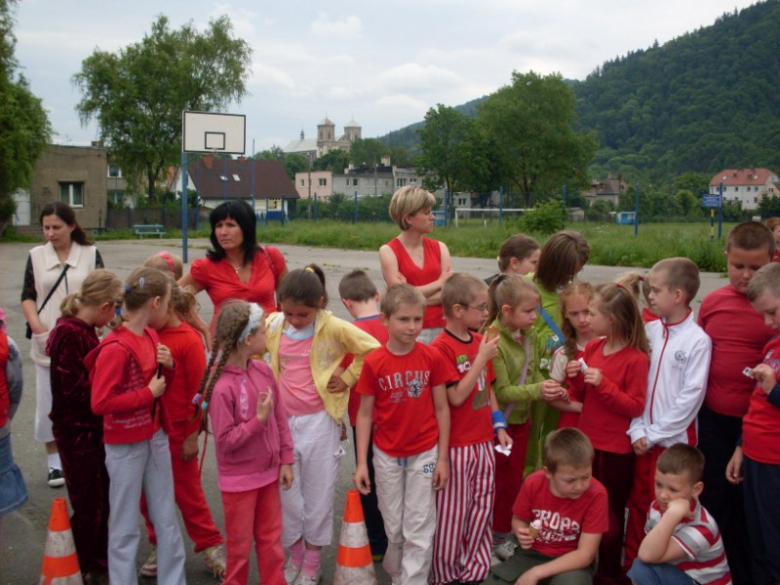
[
  {"x1": 255, "y1": 145, "x2": 285, "y2": 161},
  {"x1": 675, "y1": 189, "x2": 701, "y2": 216},
  {"x1": 283, "y1": 153, "x2": 309, "y2": 181},
  {"x1": 73, "y1": 15, "x2": 252, "y2": 201},
  {"x1": 0, "y1": 0, "x2": 51, "y2": 232},
  {"x1": 349, "y1": 138, "x2": 390, "y2": 167},
  {"x1": 758, "y1": 195, "x2": 780, "y2": 219},
  {"x1": 389, "y1": 146, "x2": 412, "y2": 168},
  {"x1": 477, "y1": 71, "x2": 597, "y2": 207},
  {"x1": 674, "y1": 172, "x2": 709, "y2": 197},
  {"x1": 313, "y1": 149, "x2": 350, "y2": 172}
]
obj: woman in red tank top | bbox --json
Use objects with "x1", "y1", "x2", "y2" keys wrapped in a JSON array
[{"x1": 379, "y1": 186, "x2": 452, "y2": 344}]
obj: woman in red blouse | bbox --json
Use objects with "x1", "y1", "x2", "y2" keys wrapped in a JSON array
[
  {"x1": 180, "y1": 201, "x2": 288, "y2": 346},
  {"x1": 379, "y1": 186, "x2": 452, "y2": 344}
]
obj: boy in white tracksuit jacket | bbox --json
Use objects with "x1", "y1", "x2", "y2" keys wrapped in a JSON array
[{"x1": 624, "y1": 258, "x2": 713, "y2": 570}]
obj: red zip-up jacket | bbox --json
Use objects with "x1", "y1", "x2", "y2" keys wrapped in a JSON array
[{"x1": 86, "y1": 325, "x2": 171, "y2": 444}]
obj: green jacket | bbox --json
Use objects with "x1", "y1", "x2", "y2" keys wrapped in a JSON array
[
  {"x1": 490, "y1": 317, "x2": 544, "y2": 425},
  {"x1": 531, "y1": 281, "x2": 564, "y2": 377}
]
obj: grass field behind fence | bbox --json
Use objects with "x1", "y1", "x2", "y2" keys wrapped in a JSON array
[{"x1": 2, "y1": 219, "x2": 735, "y2": 272}]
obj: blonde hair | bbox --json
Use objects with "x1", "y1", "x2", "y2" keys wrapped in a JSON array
[
  {"x1": 485, "y1": 274, "x2": 541, "y2": 331},
  {"x1": 123, "y1": 267, "x2": 171, "y2": 312},
  {"x1": 441, "y1": 273, "x2": 487, "y2": 318},
  {"x1": 593, "y1": 282, "x2": 649, "y2": 354},
  {"x1": 198, "y1": 301, "x2": 264, "y2": 432},
  {"x1": 615, "y1": 271, "x2": 651, "y2": 310},
  {"x1": 60, "y1": 270, "x2": 123, "y2": 325},
  {"x1": 558, "y1": 281, "x2": 594, "y2": 360},
  {"x1": 747, "y1": 262, "x2": 780, "y2": 302},
  {"x1": 144, "y1": 252, "x2": 184, "y2": 280},
  {"x1": 544, "y1": 428, "x2": 594, "y2": 473},
  {"x1": 381, "y1": 283, "x2": 426, "y2": 317},
  {"x1": 497, "y1": 234, "x2": 540, "y2": 272},
  {"x1": 388, "y1": 186, "x2": 437, "y2": 230}
]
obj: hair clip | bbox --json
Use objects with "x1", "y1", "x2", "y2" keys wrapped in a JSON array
[
  {"x1": 616, "y1": 282, "x2": 626, "y2": 290},
  {"x1": 157, "y1": 252, "x2": 175, "y2": 273},
  {"x1": 304, "y1": 266, "x2": 315, "y2": 273},
  {"x1": 139, "y1": 276, "x2": 146, "y2": 289},
  {"x1": 201, "y1": 400, "x2": 209, "y2": 411},
  {"x1": 125, "y1": 284, "x2": 132, "y2": 292},
  {"x1": 114, "y1": 306, "x2": 122, "y2": 316},
  {"x1": 192, "y1": 392, "x2": 202, "y2": 406}
]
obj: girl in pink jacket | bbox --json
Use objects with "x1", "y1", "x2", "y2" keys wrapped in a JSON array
[{"x1": 198, "y1": 300, "x2": 294, "y2": 585}]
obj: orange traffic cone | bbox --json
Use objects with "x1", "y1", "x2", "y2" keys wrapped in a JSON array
[
  {"x1": 333, "y1": 490, "x2": 377, "y2": 585},
  {"x1": 39, "y1": 498, "x2": 83, "y2": 585}
]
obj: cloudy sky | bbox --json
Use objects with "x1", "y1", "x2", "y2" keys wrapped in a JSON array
[{"x1": 12, "y1": 0, "x2": 757, "y2": 153}]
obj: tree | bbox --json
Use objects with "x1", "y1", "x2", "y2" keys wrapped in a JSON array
[
  {"x1": 73, "y1": 15, "x2": 251, "y2": 201},
  {"x1": 254, "y1": 145, "x2": 285, "y2": 161},
  {"x1": 283, "y1": 153, "x2": 309, "y2": 181},
  {"x1": 349, "y1": 138, "x2": 389, "y2": 167},
  {"x1": 0, "y1": 0, "x2": 51, "y2": 232},
  {"x1": 477, "y1": 71, "x2": 597, "y2": 207},
  {"x1": 312, "y1": 149, "x2": 350, "y2": 172}
]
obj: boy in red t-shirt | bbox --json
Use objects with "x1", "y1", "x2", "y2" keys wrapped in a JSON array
[
  {"x1": 726, "y1": 262, "x2": 780, "y2": 584},
  {"x1": 485, "y1": 428, "x2": 608, "y2": 585},
  {"x1": 430, "y1": 273, "x2": 510, "y2": 584},
  {"x1": 354, "y1": 283, "x2": 451, "y2": 585},
  {"x1": 697, "y1": 221, "x2": 774, "y2": 583},
  {"x1": 338, "y1": 270, "x2": 389, "y2": 561}
]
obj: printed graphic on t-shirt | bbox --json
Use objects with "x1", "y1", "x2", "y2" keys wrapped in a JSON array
[
  {"x1": 531, "y1": 508, "x2": 581, "y2": 545},
  {"x1": 377, "y1": 369, "x2": 432, "y2": 403},
  {"x1": 453, "y1": 352, "x2": 489, "y2": 410}
]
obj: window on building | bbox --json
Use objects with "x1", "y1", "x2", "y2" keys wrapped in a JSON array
[
  {"x1": 108, "y1": 164, "x2": 122, "y2": 178},
  {"x1": 59, "y1": 182, "x2": 84, "y2": 208},
  {"x1": 319, "y1": 178, "x2": 327, "y2": 187},
  {"x1": 233, "y1": 174, "x2": 241, "y2": 182},
  {"x1": 397, "y1": 178, "x2": 407, "y2": 187},
  {"x1": 265, "y1": 199, "x2": 282, "y2": 210},
  {"x1": 352, "y1": 178, "x2": 358, "y2": 186},
  {"x1": 301, "y1": 179, "x2": 305, "y2": 186},
  {"x1": 410, "y1": 178, "x2": 418, "y2": 184}
]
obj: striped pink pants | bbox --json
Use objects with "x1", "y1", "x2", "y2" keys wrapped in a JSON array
[{"x1": 431, "y1": 441, "x2": 496, "y2": 584}]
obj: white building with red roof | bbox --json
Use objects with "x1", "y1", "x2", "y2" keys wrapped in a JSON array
[{"x1": 709, "y1": 167, "x2": 780, "y2": 210}]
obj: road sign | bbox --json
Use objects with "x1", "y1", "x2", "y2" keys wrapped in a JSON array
[{"x1": 702, "y1": 195, "x2": 721, "y2": 208}]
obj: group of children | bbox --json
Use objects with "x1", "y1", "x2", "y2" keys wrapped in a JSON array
[{"x1": 4, "y1": 215, "x2": 780, "y2": 585}]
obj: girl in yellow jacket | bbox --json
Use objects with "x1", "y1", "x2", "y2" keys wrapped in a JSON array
[{"x1": 264, "y1": 264, "x2": 380, "y2": 585}]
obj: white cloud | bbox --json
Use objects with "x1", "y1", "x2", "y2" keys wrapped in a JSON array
[
  {"x1": 377, "y1": 63, "x2": 463, "y2": 93},
  {"x1": 375, "y1": 94, "x2": 429, "y2": 116},
  {"x1": 310, "y1": 14, "x2": 362, "y2": 37}
]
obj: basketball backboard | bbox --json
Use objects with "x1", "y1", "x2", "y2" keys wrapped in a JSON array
[{"x1": 182, "y1": 111, "x2": 246, "y2": 154}]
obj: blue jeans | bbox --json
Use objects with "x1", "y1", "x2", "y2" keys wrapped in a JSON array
[{"x1": 627, "y1": 559, "x2": 696, "y2": 585}]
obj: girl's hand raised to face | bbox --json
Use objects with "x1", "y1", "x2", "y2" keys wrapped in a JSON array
[{"x1": 256, "y1": 391, "x2": 273, "y2": 422}]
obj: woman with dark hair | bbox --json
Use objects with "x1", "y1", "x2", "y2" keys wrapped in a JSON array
[
  {"x1": 21, "y1": 201, "x2": 104, "y2": 488},
  {"x1": 179, "y1": 200, "x2": 288, "y2": 336}
]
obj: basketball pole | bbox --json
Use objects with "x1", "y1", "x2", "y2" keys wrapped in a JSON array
[{"x1": 181, "y1": 150, "x2": 189, "y2": 263}]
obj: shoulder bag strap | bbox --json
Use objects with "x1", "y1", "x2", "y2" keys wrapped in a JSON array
[{"x1": 37, "y1": 264, "x2": 70, "y2": 315}]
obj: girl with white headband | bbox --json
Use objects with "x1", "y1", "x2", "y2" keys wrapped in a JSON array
[{"x1": 198, "y1": 300, "x2": 294, "y2": 585}]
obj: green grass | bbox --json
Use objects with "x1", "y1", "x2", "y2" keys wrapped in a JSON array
[{"x1": 256, "y1": 219, "x2": 733, "y2": 272}]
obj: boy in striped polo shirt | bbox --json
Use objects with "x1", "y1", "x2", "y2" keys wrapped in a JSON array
[{"x1": 628, "y1": 443, "x2": 731, "y2": 585}]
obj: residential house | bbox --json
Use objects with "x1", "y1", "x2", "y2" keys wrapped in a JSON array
[
  {"x1": 14, "y1": 144, "x2": 108, "y2": 231},
  {"x1": 584, "y1": 177, "x2": 628, "y2": 207},
  {"x1": 709, "y1": 168, "x2": 780, "y2": 210},
  {"x1": 171, "y1": 156, "x2": 299, "y2": 219}
]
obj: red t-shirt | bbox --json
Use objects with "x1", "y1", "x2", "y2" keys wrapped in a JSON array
[
  {"x1": 512, "y1": 470, "x2": 609, "y2": 557},
  {"x1": 157, "y1": 321, "x2": 206, "y2": 439},
  {"x1": 190, "y1": 246, "x2": 286, "y2": 331},
  {"x1": 343, "y1": 316, "x2": 389, "y2": 426},
  {"x1": 355, "y1": 342, "x2": 452, "y2": 457},
  {"x1": 698, "y1": 285, "x2": 774, "y2": 417},
  {"x1": 385, "y1": 237, "x2": 445, "y2": 329},
  {"x1": 431, "y1": 329, "x2": 494, "y2": 447},
  {"x1": 642, "y1": 307, "x2": 660, "y2": 324},
  {"x1": 743, "y1": 334, "x2": 780, "y2": 464},
  {"x1": 572, "y1": 338, "x2": 649, "y2": 454}
]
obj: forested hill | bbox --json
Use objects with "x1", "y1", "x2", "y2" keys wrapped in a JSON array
[{"x1": 381, "y1": 0, "x2": 780, "y2": 182}]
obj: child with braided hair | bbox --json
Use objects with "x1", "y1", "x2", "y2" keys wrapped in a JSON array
[{"x1": 198, "y1": 300, "x2": 294, "y2": 585}]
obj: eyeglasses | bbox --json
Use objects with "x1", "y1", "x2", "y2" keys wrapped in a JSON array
[{"x1": 467, "y1": 304, "x2": 489, "y2": 313}]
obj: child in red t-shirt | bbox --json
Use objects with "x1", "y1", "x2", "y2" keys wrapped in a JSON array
[
  {"x1": 566, "y1": 282, "x2": 650, "y2": 584},
  {"x1": 486, "y1": 428, "x2": 608, "y2": 585},
  {"x1": 726, "y1": 262, "x2": 780, "y2": 584},
  {"x1": 430, "y1": 273, "x2": 510, "y2": 584},
  {"x1": 354, "y1": 284, "x2": 451, "y2": 585},
  {"x1": 337, "y1": 270, "x2": 389, "y2": 561}
]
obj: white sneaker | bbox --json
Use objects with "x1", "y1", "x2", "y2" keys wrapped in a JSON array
[
  {"x1": 493, "y1": 538, "x2": 517, "y2": 561},
  {"x1": 283, "y1": 561, "x2": 301, "y2": 584},
  {"x1": 294, "y1": 570, "x2": 321, "y2": 585}
]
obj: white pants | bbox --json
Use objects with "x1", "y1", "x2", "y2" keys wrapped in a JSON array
[
  {"x1": 374, "y1": 444, "x2": 438, "y2": 585},
  {"x1": 280, "y1": 410, "x2": 343, "y2": 547},
  {"x1": 104, "y1": 430, "x2": 185, "y2": 585},
  {"x1": 34, "y1": 363, "x2": 54, "y2": 443}
]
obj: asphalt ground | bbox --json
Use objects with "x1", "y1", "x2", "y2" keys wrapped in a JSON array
[{"x1": 0, "y1": 237, "x2": 729, "y2": 584}]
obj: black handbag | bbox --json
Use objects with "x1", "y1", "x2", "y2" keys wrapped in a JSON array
[{"x1": 25, "y1": 264, "x2": 70, "y2": 339}]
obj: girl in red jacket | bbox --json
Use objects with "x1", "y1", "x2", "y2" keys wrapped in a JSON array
[
  {"x1": 47, "y1": 269, "x2": 122, "y2": 584},
  {"x1": 198, "y1": 301, "x2": 294, "y2": 585},
  {"x1": 138, "y1": 275, "x2": 227, "y2": 579},
  {"x1": 86, "y1": 267, "x2": 187, "y2": 585},
  {"x1": 566, "y1": 282, "x2": 650, "y2": 585}
]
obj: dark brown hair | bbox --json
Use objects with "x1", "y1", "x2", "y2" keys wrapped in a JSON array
[
  {"x1": 651, "y1": 257, "x2": 700, "y2": 304},
  {"x1": 497, "y1": 234, "x2": 540, "y2": 272},
  {"x1": 40, "y1": 201, "x2": 91, "y2": 246},
  {"x1": 726, "y1": 221, "x2": 774, "y2": 256},
  {"x1": 277, "y1": 264, "x2": 327, "y2": 308},
  {"x1": 339, "y1": 270, "x2": 378, "y2": 302},
  {"x1": 123, "y1": 267, "x2": 171, "y2": 312},
  {"x1": 484, "y1": 274, "x2": 540, "y2": 332},
  {"x1": 656, "y1": 443, "x2": 705, "y2": 484}
]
